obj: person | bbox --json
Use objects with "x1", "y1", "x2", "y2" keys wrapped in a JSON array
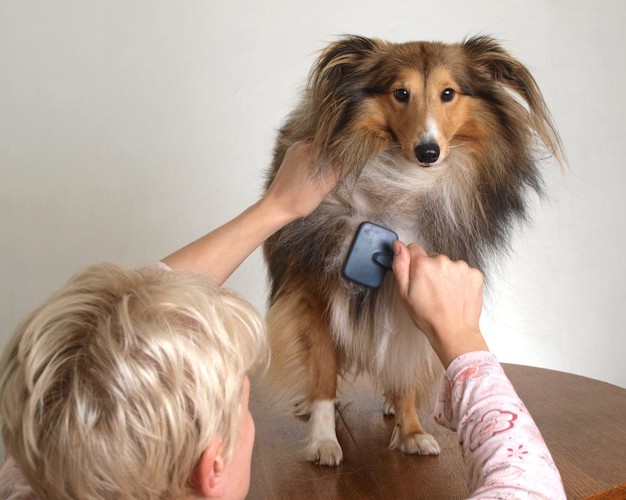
[{"x1": 0, "y1": 141, "x2": 565, "y2": 499}]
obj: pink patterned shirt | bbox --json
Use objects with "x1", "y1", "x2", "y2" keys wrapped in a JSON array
[{"x1": 434, "y1": 351, "x2": 566, "y2": 499}]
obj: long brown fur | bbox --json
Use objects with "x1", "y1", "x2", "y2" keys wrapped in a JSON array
[{"x1": 262, "y1": 35, "x2": 563, "y2": 465}]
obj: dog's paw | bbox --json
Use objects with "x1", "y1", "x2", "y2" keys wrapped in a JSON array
[
  {"x1": 306, "y1": 438, "x2": 343, "y2": 466},
  {"x1": 306, "y1": 399, "x2": 342, "y2": 465},
  {"x1": 383, "y1": 396, "x2": 395, "y2": 416},
  {"x1": 389, "y1": 426, "x2": 441, "y2": 455}
]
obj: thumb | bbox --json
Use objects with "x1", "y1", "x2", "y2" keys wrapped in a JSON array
[{"x1": 392, "y1": 240, "x2": 410, "y2": 295}]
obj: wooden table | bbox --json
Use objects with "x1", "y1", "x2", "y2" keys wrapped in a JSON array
[{"x1": 249, "y1": 364, "x2": 626, "y2": 499}]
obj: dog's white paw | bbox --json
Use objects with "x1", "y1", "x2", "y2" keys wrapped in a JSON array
[
  {"x1": 383, "y1": 396, "x2": 395, "y2": 416},
  {"x1": 390, "y1": 426, "x2": 441, "y2": 455},
  {"x1": 306, "y1": 399, "x2": 342, "y2": 466},
  {"x1": 306, "y1": 438, "x2": 343, "y2": 466}
]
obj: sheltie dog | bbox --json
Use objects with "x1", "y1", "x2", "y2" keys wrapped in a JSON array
[{"x1": 262, "y1": 35, "x2": 563, "y2": 466}]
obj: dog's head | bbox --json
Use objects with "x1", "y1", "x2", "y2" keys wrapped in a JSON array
[{"x1": 306, "y1": 35, "x2": 563, "y2": 175}]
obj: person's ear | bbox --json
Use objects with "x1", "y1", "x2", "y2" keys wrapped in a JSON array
[{"x1": 194, "y1": 437, "x2": 225, "y2": 498}]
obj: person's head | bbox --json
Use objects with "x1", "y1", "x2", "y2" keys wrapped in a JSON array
[{"x1": 0, "y1": 263, "x2": 267, "y2": 499}]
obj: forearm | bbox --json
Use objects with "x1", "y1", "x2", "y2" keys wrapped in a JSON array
[
  {"x1": 434, "y1": 352, "x2": 565, "y2": 499},
  {"x1": 161, "y1": 197, "x2": 294, "y2": 286}
]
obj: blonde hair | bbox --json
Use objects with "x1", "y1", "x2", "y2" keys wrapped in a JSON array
[{"x1": 0, "y1": 263, "x2": 267, "y2": 499}]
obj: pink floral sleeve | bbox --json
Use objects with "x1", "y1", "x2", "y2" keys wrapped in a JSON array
[{"x1": 433, "y1": 352, "x2": 566, "y2": 499}]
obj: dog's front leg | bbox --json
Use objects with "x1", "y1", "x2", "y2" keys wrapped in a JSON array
[
  {"x1": 388, "y1": 387, "x2": 440, "y2": 455},
  {"x1": 305, "y1": 317, "x2": 342, "y2": 466}
]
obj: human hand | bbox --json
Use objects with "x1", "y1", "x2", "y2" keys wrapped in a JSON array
[
  {"x1": 392, "y1": 241, "x2": 488, "y2": 368},
  {"x1": 264, "y1": 141, "x2": 338, "y2": 221}
]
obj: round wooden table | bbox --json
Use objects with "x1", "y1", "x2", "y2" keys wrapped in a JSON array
[{"x1": 249, "y1": 364, "x2": 626, "y2": 499}]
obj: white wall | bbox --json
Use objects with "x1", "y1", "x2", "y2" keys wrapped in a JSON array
[{"x1": 1, "y1": 0, "x2": 624, "y2": 396}]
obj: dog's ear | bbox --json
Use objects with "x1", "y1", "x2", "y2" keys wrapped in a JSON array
[
  {"x1": 462, "y1": 36, "x2": 564, "y2": 164},
  {"x1": 461, "y1": 36, "x2": 540, "y2": 106},
  {"x1": 307, "y1": 36, "x2": 387, "y2": 174},
  {"x1": 312, "y1": 35, "x2": 380, "y2": 89}
]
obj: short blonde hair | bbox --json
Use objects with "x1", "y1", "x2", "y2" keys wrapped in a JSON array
[{"x1": 0, "y1": 263, "x2": 267, "y2": 499}]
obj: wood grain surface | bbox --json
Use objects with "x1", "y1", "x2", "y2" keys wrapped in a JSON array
[{"x1": 249, "y1": 364, "x2": 626, "y2": 499}]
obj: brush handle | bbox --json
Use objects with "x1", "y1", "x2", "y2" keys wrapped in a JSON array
[{"x1": 372, "y1": 251, "x2": 393, "y2": 269}]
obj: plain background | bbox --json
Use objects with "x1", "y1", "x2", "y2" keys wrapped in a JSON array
[{"x1": 1, "y1": 0, "x2": 624, "y2": 425}]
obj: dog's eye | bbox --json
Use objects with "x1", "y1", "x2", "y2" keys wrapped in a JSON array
[
  {"x1": 441, "y1": 88, "x2": 456, "y2": 102},
  {"x1": 393, "y1": 88, "x2": 410, "y2": 103}
]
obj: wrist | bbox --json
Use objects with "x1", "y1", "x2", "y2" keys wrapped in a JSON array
[
  {"x1": 252, "y1": 195, "x2": 299, "y2": 235},
  {"x1": 430, "y1": 327, "x2": 489, "y2": 369}
]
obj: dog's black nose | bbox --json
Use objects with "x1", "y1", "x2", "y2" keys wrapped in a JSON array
[{"x1": 415, "y1": 143, "x2": 440, "y2": 166}]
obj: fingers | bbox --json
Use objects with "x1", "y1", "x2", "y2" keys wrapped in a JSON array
[
  {"x1": 317, "y1": 167, "x2": 340, "y2": 195},
  {"x1": 393, "y1": 241, "x2": 483, "y2": 288},
  {"x1": 405, "y1": 242, "x2": 432, "y2": 282},
  {"x1": 288, "y1": 140, "x2": 340, "y2": 194},
  {"x1": 286, "y1": 140, "x2": 312, "y2": 158},
  {"x1": 405, "y1": 242, "x2": 428, "y2": 259},
  {"x1": 392, "y1": 241, "x2": 430, "y2": 295},
  {"x1": 392, "y1": 240, "x2": 410, "y2": 295}
]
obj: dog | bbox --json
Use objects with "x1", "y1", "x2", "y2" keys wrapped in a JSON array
[{"x1": 262, "y1": 35, "x2": 563, "y2": 466}]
